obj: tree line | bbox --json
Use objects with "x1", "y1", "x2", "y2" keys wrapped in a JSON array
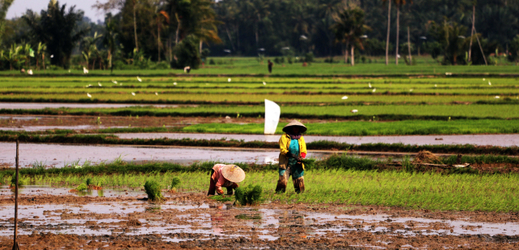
[{"x1": 1, "y1": 0, "x2": 519, "y2": 71}]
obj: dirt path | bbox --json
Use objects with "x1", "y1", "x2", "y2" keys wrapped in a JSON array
[{"x1": 0, "y1": 192, "x2": 518, "y2": 249}]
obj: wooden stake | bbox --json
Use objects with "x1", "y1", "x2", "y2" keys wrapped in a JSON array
[{"x1": 13, "y1": 139, "x2": 20, "y2": 250}]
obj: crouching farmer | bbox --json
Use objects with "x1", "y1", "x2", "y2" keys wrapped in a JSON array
[
  {"x1": 276, "y1": 120, "x2": 307, "y2": 193},
  {"x1": 207, "y1": 164, "x2": 246, "y2": 195}
]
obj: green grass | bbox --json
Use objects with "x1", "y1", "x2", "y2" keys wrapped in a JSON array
[
  {"x1": 2, "y1": 56, "x2": 519, "y2": 76},
  {"x1": 9, "y1": 164, "x2": 519, "y2": 212},
  {"x1": 182, "y1": 119, "x2": 519, "y2": 135}
]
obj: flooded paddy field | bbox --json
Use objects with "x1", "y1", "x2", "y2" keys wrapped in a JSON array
[
  {"x1": 116, "y1": 132, "x2": 519, "y2": 147},
  {"x1": 0, "y1": 191, "x2": 518, "y2": 249},
  {"x1": 0, "y1": 142, "x2": 329, "y2": 168},
  {"x1": 0, "y1": 103, "x2": 192, "y2": 110}
]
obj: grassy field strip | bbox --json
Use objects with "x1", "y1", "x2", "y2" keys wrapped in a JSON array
[
  {"x1": 1, "y1": 93, "x2": 517, "y2": 104},
  {"x1": 182, "y1": 120, "x2": 519, "y2": 135},
  {"x1": 18, "y1": 169, "x2": 519, "y2": 212},
  {"x1": 2, "y1": 87, "x2": 519, "y2": 96},
  {"x1": 3, "y1": 62, "x2": 519, "y2": 75}
]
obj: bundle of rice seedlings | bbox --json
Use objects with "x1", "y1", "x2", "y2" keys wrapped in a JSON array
[
  {"x1": 235, "y1": 185, "x2": 263, "y2": 206},
  {"x1": 144, "y1": 180, "x2": 163, "y2": 201},
  {"x1": 170, "y1": 177, "x2": 180, "y2": 190}
]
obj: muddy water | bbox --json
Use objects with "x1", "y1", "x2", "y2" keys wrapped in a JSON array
[
  {"x1": 0, "y1": 186, "x2": 143, "y2": 198},
  {"x1": 0, "y1": 103, "x2": 190, "y2": 109},
  {"x1": 0, "y1": 195, "x2": 517, "y2": 242},
  {"x1": 115, "y1": 132, "x2": 519, "y2": 147},
  {"x1": 0, "y1": 142, "x2": 327, "y2": 168}
]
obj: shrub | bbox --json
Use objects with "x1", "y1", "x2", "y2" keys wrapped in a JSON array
[
  {"x1": 86, "y1": 178, "x2": 93, "y2": 186},
  {"x1": 235, "y1": 185, "x2": 262, "y2": 206},
  {"x1": 10, "y1": 173, "x2": 25, "y2": 187},
  {"x1": 209, "y1": 58, "x2": 215, "y2": 65},
  {"x1": 304, "y1": 52, "x2": 314, "y2": 62},
  {"x1": 144, "y1": 180, "x2": 163, "y2": 201},
  {"x1": 171, "y1": 35, "x2": 201, "y2": 69}
]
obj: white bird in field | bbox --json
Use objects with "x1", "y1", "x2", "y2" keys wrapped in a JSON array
[
  {"x1": 263, "y1": 81, "x2": 266, "y2": 85},
  {"x1": 495, "y1": 96, "x2": 500, "y2": 99},
  {"x1": 372, "y1": 88, "x2": 376, "y2": 93},
  {"x1": 488, "y1": 81, "x2": 492, "y2": 86},
  {"x1": 350, "y1": 109, "x2": 358, "y2": 113},
  {"x1": 88, "y1": 84, "x2": 92, "y2": 87},
  {"x1": 112, "y1": 80, "x2": 118, "y2": 84},
  {"x1": 434, "y1": 84, "x2": 437, "y2": 87},
  {"x1": 27, "y1": 69, "x2": 33, "y2": 75},
  {"x1": 410, "y1": 89, "x2": 413, "y2": 92},
  {"x1": 98, "y1": 82, "x2": 102, "y2": 87},
  {"x1": 228, "y1": 78, "x2": 231, "y2": 82},
  {"x1": 131, "y1": 92, "x2": 136, "y2": 96},
  {"x1": 87, "y1": 93, "x2": 92, "y2": 98},
  {"x1": 482, "y1": 78, "x2": 486, "y2": 81},
  {"x1": 83, "y1": 67, "x2": 89, "y2": 74},
  {"x1": 155, "y1": 92, "x2": 158, "y2": 96},
  {"x1": 445, "y1": 72, "x2": 452, "y2": 76},
  {"x1": 173, "y1": 82, "x2": 177, "y2": 85},
  {"x1": 342, "y1": 96, "x2": 348, "y2": 100},
  {"x1": 137, "y1": 76, "x2": 142, "y2": 82},
  {"x1": 368, "y1": 83, "x2": 372, "y2": 88}
]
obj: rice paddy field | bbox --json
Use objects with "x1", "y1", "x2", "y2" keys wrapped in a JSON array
[{"x1": 2, "y1": 62, "x2": 519, "y2": 248}]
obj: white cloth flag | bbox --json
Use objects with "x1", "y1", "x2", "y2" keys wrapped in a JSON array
[{"x1": 264, "y1": 99, "x2": 280, "y2": 135}]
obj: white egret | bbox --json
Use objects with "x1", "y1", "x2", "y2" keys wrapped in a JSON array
[
  {"x1": 368, "y1": 83, "x2": 372, "y2": 88},
  {"x1": 342, "y1": 96, "x2": 348, "y2": 100},
  {"x1": 112, "y1": 80, "x2": 118, "y2": 84},
  {"x1": 98, "y1": 82, "x2": 102, "y2": 87},
  {"x1": 87, "y1": 93, "x2": 92, "y2": 98},
  {"x1": 488, "y1": 81, "x2": 492, "y2": 86},
  {"x1": 434, "y1": 84, "x2": 437, "y2": 87},
  {"x1": 137, "y1": 76, "x2": 142, "y2": 82},
  {"x1": 482, "y1": 78, "x2": 485, "y2": 81},
  {"x1": 372, "y1": 88, "x2": 376, "y2": 93},
  {"x1": 228, "y1": 78, "x2": 231, "y2": 82},
  {"x1": 263, "y1": 81, "x2": 266, "y2": 85},
  {"x1": 184, "y1": 66, "x2": 191, "y2": 73},
  {"x1": 410, "y1": 89, "x2": 413, "y2": 92},
  {"x1": 83, "y1": 67, "x2": 89, "y2": 74},
  {"x1": 173, "y1": 82, "x2": 177, "y2": 85},
  {"x1": 350, "y1": 109, "x2": 358, "y2": 113},
  {"x1": 495, "y1": 96, "x2": 500, "y2": 99},
  {"x1": 155, "y1": 92, "x2": 158, "y2": 96},
  {"x1": 131, "y1": 92, "x2": 136, "y2": 96},
  {"x1": 27, "y1": 69, "x2": 33, "y2": 75}
]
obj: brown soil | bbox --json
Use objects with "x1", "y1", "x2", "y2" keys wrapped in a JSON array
[
  {"x1": 0, "y1": 193, "x2": 518, "y2": 249},
  {"x1": 0, "y1": 115, "x2": 331, "y2": 130}
]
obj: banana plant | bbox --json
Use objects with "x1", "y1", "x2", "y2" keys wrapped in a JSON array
[
  {"x1": 81, "y1": 32, "x2": 102, "y2": 70},
  {"x1": 36, "y1": 42, "x2": 47, "y2": 70},
  {"x1": 22, "y1": 43, "x2": 34, "y2": 69},
  {"x1": 4, "y1": 43, "x2": 23, "y2": 70}
]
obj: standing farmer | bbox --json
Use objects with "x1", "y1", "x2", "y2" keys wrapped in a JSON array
[
  {"x1": 268, "y1": 60, "x2": 273, "y2": 73},
  {"x1": 276, "y1": 120, "x2": 307, "y2": 193},
  {"x1": 207, "y1": 164, "x2": 246, "y2": 195}
]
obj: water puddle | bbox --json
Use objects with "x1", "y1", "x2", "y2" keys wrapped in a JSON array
[
  {"x1": 0, "y1": 185, "x2": 144, "y2": 198},
  {"x1": 0, "y1": 125, "x2": 126, "y2": 132},
  {"x1": 115, "y1": 132, "x2": 519, "y2": 147},
  {"x1": 0, "y1": 142, "x2": 328, "y2": 168},
  {"x1": 0, "y1": 198, "x2": 516, "y2": 242}
]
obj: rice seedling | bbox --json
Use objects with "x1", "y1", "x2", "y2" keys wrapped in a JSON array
[{"x1": 144, "y1": 180, "x2": 163, "y2": 201}]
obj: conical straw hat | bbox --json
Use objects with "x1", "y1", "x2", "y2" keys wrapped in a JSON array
[
  {"x1": 282, "y1": 120, "x2": 307, "y2": 133},
  {"x1": 222, "y1": 165, "x2": 246, "y2": 183}
]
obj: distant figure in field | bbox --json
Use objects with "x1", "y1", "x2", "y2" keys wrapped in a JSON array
[
  {"x1": 184, "y1": 66, "x2": 191, "y2": 73},
  {"x1": 20, "y1": 69, "x2": 25, "y2": 74},
  {"x1": 268, "y1": 60, "x2": 273, "y2": 74}
]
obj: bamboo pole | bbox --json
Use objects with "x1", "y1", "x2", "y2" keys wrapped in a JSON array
[{"x1": 12, "y1": 139, "x2": 20, "y2": 250}]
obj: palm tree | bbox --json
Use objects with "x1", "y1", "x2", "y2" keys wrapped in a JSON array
[
  {"x1": 331, "y1": 8, "x2": 371, "y2": 66},
  {"x1": 155, "y1": 10, "x2": 169, "y2": 62},
  {"x1": 382, "y1": 0, "x2": 412, "y2": 65},
  {"x1": 430, "y1": 19, "x2": 470, "y2": 65},
  {"x1": 22, "y1": 0, "x2": 88, "y2": 68},
  {"x1": 0, "y1": 0, "x2": 15, "y2": 47}
]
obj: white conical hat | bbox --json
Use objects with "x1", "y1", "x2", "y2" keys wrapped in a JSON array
[
  {"x1": 222, "y1": 165, "x2": 245, "y2": 183},
  {"x1": 282, "y1": 120, "x2": 307, "y2": 133}
]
